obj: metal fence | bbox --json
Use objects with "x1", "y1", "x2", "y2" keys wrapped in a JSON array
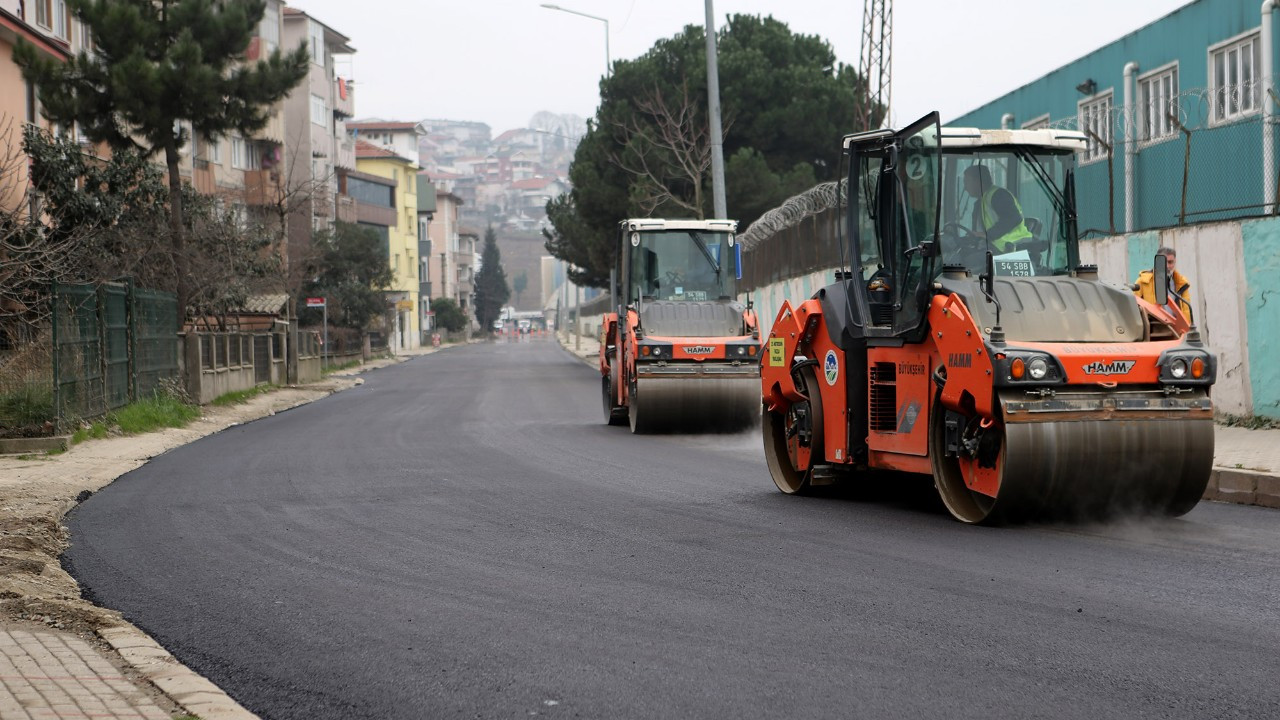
[{"x1": 51, "y1": 281, "x2": 179, "y2": 427}]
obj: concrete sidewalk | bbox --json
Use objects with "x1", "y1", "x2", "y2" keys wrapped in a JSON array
[
  {"x1": 559, "y1": 332, "x2": 1280, "y2": 508},
  {"x1": 0, "y1": 343, "x2": 457, "y2": 719}
]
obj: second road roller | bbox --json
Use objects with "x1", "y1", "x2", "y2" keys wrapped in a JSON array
[
  {"x1": 761, "y1": 113, "x2": 1217, "y2": 523},
  {"x1": 600, "y1": 218, "x2": 761, "y2": 433}
]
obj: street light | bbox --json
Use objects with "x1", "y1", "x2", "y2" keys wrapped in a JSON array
[{"x1": 540, "y1": 3, "x2": 610, "y2": 77}]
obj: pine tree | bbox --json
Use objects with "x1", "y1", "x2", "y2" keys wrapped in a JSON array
[
  {"x1": 473, "y1": 226, "x2": 510, "y2": 331},
  {"x1": 15, "y1": 0, "x2": 309, "y2": 318}
]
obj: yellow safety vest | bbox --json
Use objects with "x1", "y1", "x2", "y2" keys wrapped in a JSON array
[{"x1": 981, "y1": 187, "x2": 1033, "y2": 252}]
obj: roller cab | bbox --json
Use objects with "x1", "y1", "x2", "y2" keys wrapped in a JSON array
[
  {"x1": 601, "y1": 218, "x2": 761, "y2": 433},
  {"x1": 761, "y1": 115, "x2": 1217, "y2": 523}
]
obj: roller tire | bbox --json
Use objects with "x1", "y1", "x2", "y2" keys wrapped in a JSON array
[
  {"x1": 603, "y1": 365, "x2": 627, "y2": 426},
  {"x1": 763, "y1": 367, "x2": 824, "y2": 495}
]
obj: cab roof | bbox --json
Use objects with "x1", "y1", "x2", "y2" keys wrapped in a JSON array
[
  {"x1": 621, "y1": 218, "x2": 739, "y2": 233},
  {"x1": 841, "y1": 127, "x2": 1088, "y2": 153}
]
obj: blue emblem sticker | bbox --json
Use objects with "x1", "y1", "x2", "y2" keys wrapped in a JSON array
[{"x1": 824, "y1": 350, "x2": 839, "y2": 386}]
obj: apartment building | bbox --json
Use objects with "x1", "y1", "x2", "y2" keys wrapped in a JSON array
[
  {"x1": 428, "y1": 190, "x2": 477, "y2": 325},
  {"x1": 348, "y1": 120, "x2": 427, "y2": 163},
  {"x1": 176, "y1": 0, "x2": 289, "y2": 232},
  {"x1": 354, "y1": 140, "x2": 419, "y2": 349},
  {"x1": 282, "y1": 7, "x2": 355, "y2": 265},
  {"x1": 0, "y1": 0, "x2": 80, "y2": 211}
]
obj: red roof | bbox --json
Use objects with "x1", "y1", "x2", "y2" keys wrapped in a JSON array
[
  {"x1": 350, "y1": 121, "x2": 418, "y2": 131},
  {"x1": 355, "y1": 140, "x2": 400, "y2": 159},
  {"x1": 0, "y1": 9, "x2": 70, "y2": 60},
  {"x1": 510, "y1": 177, "x2": 557, "y2": 190},
  {"x1": 493, "y1": 128, "x2": 528, "y2": 144}
]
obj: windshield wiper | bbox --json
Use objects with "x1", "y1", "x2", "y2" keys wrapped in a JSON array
[
  {"x1": 689, "y1": 231, "x2": 720, "y2": 275},
  {"x1": 1014, "y1": 148, "x2": 1071, "y2": 221}
]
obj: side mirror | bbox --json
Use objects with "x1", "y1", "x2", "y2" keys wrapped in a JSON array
[{"x1": 1153, "y1": 253, "x2": 1169, "y2": 308}]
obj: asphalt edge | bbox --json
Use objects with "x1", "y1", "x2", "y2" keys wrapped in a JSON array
[{"x1": 52, "y1": 346, "x2": 450, "y2": 719}]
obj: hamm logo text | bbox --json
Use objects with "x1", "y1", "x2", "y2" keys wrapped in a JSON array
[{"x1": 1083, "y1": 360, "x2": 1135, "y2": 376}]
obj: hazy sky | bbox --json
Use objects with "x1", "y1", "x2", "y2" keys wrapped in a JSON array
[{"x1": 293, "y1": 0, "x2": 1191, "y2": 133}]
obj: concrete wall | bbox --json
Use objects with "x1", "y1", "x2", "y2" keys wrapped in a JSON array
[
  {"x1": 1078, "y1": 219, "x2": 1268, "y2": 416},
  {"x1": 298, "y1": 356, "x2": 322, "y2": 384},
  {"x1": 184, "y1": 335, "x2": 257, "y2": 405}
]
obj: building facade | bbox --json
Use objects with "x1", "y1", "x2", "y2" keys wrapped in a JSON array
[
  {"x1": 355, "y1": 140, "x2": 419, "y2": 349},
  {"x1": 416, "y1": 174, "x2": 436, "y2": 338},
  {"x1": 0, "y1": 0, "x2": 78, "y2": 211},
  {"x1": 282, "y1": 7, "x2": 355, "y2": 266},
  {"x1": 952, "y1": 0, "x2": 1280, "y2": 237},
  {"x1": 427, "y1": 191, "x2": 477, "y2": 326}
]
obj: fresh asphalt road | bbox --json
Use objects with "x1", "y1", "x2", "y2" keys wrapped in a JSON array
[{"x1": 66, "y1": 338, "x2": 1280, "y2": 720}]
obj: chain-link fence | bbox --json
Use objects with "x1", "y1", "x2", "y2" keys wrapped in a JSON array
[
  {"x1": 1046, "y1": 85, "x2": 1274, "y2": 238},
  {"x1": 45, "y1": 281, "x2": 179, "y2": 430}
]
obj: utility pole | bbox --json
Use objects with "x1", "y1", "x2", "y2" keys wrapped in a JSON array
[{"x1": 705, "y1": 0, "x2": 727, "y2": 219}]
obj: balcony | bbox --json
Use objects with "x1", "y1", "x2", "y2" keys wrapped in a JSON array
[
  {"x1": 334, "y1": 136, "x2": 355, "y2": 171},
  {"x1": 257, "y1": 108, "x2": 285, "y2": 145},
  {"x1": 193, "y1": 163, "x2": 216, "y2": 195},
  {"x1": 244, "y1": 169, "x2": 282, "y2": 206},
  {"x1": 336, "y1": 194, "x2": 357, "y2": 223},
  {"x1": 334, "y1": 78, "x2": 355, "y2": 118}
]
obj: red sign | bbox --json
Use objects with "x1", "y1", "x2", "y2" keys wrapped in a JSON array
[{"x1": 306, "y1": 297, "x2": 326, "y2": 307}]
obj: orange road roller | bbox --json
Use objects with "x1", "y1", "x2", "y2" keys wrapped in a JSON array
[{"x1": 761, "y1": 114, "x2": 1216, "y2": 523}]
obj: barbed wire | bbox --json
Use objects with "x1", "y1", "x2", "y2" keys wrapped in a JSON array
[
  {"x1": 1042, "y1": 83, "x2": 1276, "y2": 136},
  {"x1": 739, "y1": 179, "x2": 846, "y2": 251}
]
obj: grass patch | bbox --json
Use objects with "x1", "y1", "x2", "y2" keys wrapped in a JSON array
[
  {"x1": 0, "y1": 385, "x2": 54, "y2": 428},
  {"x1": 111, "y1": 392, "x2": 200, "y2": 434},
  {"x1": 71, "y1": 421, "x2": 110, "y2": 445},
  {"x1": 211, "y1": 384, "x2": 276, "y2": 407},
  {"x1": 321, "y1": 359, "x2": 362, "y2": 375},
  {"x1": 1219, "y1": 413, "x2": 1280, "y2": 430}
]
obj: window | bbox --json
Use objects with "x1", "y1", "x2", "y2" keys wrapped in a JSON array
[
  {"x1": 308, "y1": 20, "x2": 325, "y2": 66},
  {"x1": 347, "y1": 177, "x2": 395, "y2": 208},
  {"x1": 1211, "y1": 32, "x2": 1261, "y2": 123},
  {"x1": 35, "y1": 0, "x2": 50, "y2": 28},
  {"x1": 1021, "y1": 114, "x2": 1050, "y2": 131},
  {"x1": 1139, "y1": 64, "x2": 1179, "y2": 142},
  {"x1": 1077, "y1": 91, "x2": 1113, "y2": 163},
  {"x1": 231, "y1": 136, "x2": 256, "y2": 170},
  {"x1": 53, "y1": 0, "x2": 67, "y2": 39},
  {"x1": 205, "y1": 136, "x2": 222, "y2": 164},
  {"x1": 259, "y1": 4, "x2": 280, "y2": 55},
  {"x1": 310, "y1": 94, "x2": 327, "y2": 128}
]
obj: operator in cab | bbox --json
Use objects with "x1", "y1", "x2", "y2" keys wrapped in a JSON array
[{"x1": 963, "y1": 165, "x2": 1032, "y2": 253}]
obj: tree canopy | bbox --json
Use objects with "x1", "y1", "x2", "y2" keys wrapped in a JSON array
[
  {"x1": 544, "y1": 14, "x2": 881, "y2": 288},
  {"x1": 300, "y1": 223, "x2": 393, "y2": 330},
  {"x1": 430, "y1": 298, "x2": 468, "y2": 334},
  {"x1": 15, "y1": 0, "x2": 309, "y2": 316},
  {"x1": 472, "y1": 227, "x2": 510, "y2": 331}
]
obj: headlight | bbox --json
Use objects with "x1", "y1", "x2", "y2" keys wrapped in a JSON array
[
  {"x1": 736, "y1": 346, "x2": 746, "y2": 356},
  {"x1": 652, "y1": 346, "x2": 662, "y2": 356},
  {"x1": 997, "y1": 351, "x2": 1062, "y2": 385},
  {"x1": 1028, "y1": 356, "x2": 1048, "y2": 380},
  {"x1": 1170, "y1": 358, "x2": 1187, "y2": 379}
]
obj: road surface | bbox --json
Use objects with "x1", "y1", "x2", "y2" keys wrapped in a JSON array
[{"x1": 65, "y1": 337, "x2": 1280, "y2": 719}]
